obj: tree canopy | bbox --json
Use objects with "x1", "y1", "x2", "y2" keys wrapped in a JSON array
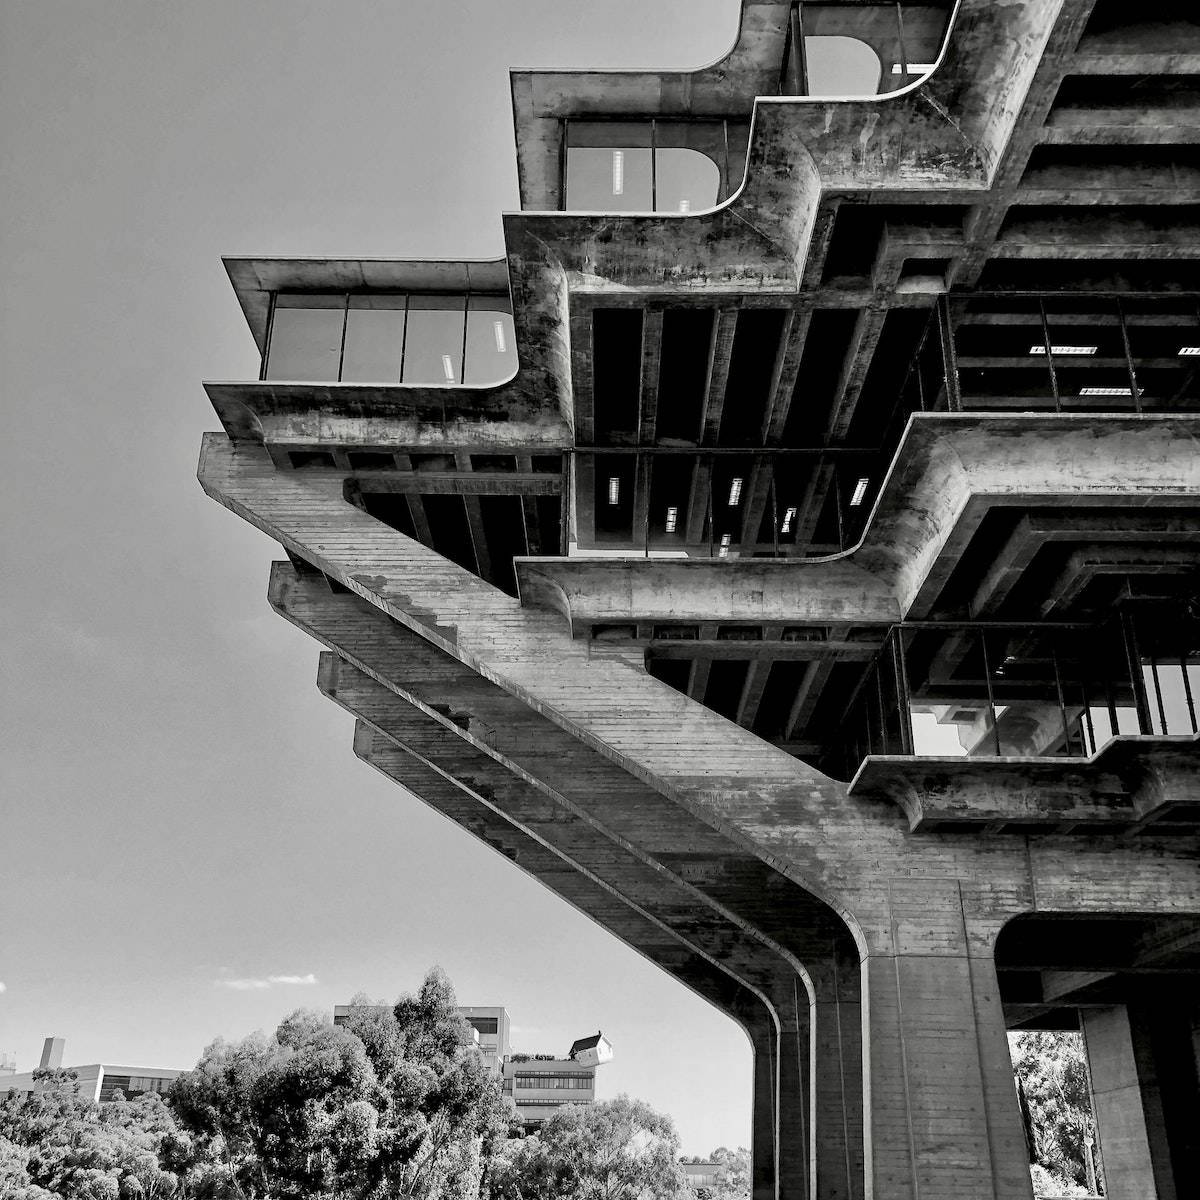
[
  {"x1": 170, "y1": 967, "x2": 510, "y2": 1200},
  {"x1": 1009, "y1": 1031, "x2": 1101, "y2": 1198},
  {"x1": 486, "y1": 1094, "x2": 690, "y2": 1200}
]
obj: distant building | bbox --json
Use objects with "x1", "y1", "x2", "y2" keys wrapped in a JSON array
[
  {"x1": 0, "y1": 1037, "x2": 180, "y2": 1102},
  {"x1": 457, "y1": 1006, "x2": 511, "y2": 1075},
  {"x1": 501, "y1": 1030, "x2": 613, "y2": 1131},
  {"x1": 680, "y1": 1161, "x2": 720, "y2": 1192},
  {"x1": 332, "y1": 1003, "x2": 611, "y2": 1129}
]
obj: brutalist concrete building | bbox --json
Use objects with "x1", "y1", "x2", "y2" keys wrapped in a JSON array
[{"x1": 200, "y1": 3, "x2": 1200, "y2": 1196}]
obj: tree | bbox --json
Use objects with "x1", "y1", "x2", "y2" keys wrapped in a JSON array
[
  {"x1": 169, "y1": 967, "x2": 508, "y2": 1200},
  {"x1": 0, "y1": 1069, "x2": 192, "y2": 1199},
  {"x1": 1009, "y1": 1032, "x2": 1101, "y2": 1197},
  {"x1": 706, "y1": 1146, "x2": 751, "y2": 1200},
  {"x1": 486, "y1": 1095, "x2": 690, "y2": 1200}
]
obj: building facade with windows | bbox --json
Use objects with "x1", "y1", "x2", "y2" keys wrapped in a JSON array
[
  {"x1": 202, "y1": 3, "x2": 1200, "y2": 1197},
  {"x1": 0, "y1": 1038, "x2": 180, "y2": 1103}
]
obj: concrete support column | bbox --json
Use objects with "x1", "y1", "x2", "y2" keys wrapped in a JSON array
[
  {"x1": 1083, "y1": 1001, "x2": 1200, "y2": 1199},
  {"x1": 811, "y1": 986, "x2": 865, "y2": 1200},
  {"x1": 864, "y1": 881, "x2": 1033, "y2": 1200},
  {"x1": 776, "y1": 1000, "x2": 811, "y2": 1200}
]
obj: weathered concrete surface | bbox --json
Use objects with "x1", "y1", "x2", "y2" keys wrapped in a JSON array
[{"x1": 201, "y1": 432, "x2": 1198, "y2": 1199}]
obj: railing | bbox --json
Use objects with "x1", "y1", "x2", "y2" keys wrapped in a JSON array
[{"x1": 829, "y1": 600, "x2": 1200, "y2": 778}]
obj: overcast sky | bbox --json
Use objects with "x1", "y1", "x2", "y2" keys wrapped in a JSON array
[{"x1": 0, "y1": 0, "x2": 775, "y2": 1155}]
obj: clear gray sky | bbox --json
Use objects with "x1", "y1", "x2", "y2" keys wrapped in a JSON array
[{"x1": 0, "y1": 0, "x2": 767, "y2": 1155}]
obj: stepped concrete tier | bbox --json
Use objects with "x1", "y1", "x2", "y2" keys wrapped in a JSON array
[{"x1": 200, "y1": 3, "x2": 1200, "y2": 1197}]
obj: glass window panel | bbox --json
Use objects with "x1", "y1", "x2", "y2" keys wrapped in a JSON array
[
  {"x1": 402, "y1": 296, "x2": 467, "y2": 384},
  {"x1": 342, "y1": 294, "x2": 406, "y2": 382},
  {"x1": 266, "y1": 293, "x2": 345, "y2": 381},
  {"x1": 465, "y1": 296, "x2": 517, "y2": 383},
  {"x1": 654, "y1": 147, "x2": 720, "y2": 213},
  {"x1": 805, "y1": 37, "x2": 882, "y2": 96},
  {"x1": 566, "y1": 147, "x2": 653, "y2": 211}
]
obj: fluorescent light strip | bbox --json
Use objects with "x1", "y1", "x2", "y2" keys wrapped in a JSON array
[
  {"x1": 664, "y1": 506, "x2": 678, "y2": 533},
  {"x1": 493, "y1": 320, "x2": 507, "y2": 353},
  {"x1": 607, "y1": 477, "x2": 620, "y2": 505},
  {"x1": 1029, "y1": 344, "x2": 1097, "y2": 356},
  {"x1": 1079, "y1": 387, "x2": 1139, "y2": 396},
  {"x1": 1179, "y1": 346, "x2": 1200, "y2": 357},
  {"x1": 441, "y1": 354, "x2": 456, "y2": 382},
  {"x1": 727, "y1": 476, "x2": 743, "y2": 506},
  {"x1": 678, "y1": 199, "x2": 690, "y2": 213},
  {"x1": 780, "y1": 506, "x2": 797, "y2": 534},
  {"x1": 718, "y1": 533, "x2": 732, "y2": 559},
  {"x1": 890, "y1": 62, "x2": 935, "y2": 74},
  {"x1": 849, "y1": 477, "x2": 870, "y2": 508},
  {"x1": 611, "y1": 150, "x2": 624, "y2": 196}
]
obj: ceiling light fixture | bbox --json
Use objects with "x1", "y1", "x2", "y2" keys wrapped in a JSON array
[
  {"x1": 665, "y1": 506, "x2": 678, "y2": 533},
  {"x1": 441, "y1": 354, "x2": 456, "y2": 382},
  {"x1": 1079, "y1": 386, "x2": 1138, "y2": 396},
  {"x1": 1179, "y1": 346, "x2": 1200, "y2": 357},
  {"x1": 727, "y1": 477, "x2": 743, "y2": 506},
  {"x1": 611, "y1": 150, "x2": 624, "y2": 196},
  {"x1": 607, "y1": 477, "x2": 620, "y2": 505},
  {"x1": 718, "y1": 532, "x2": 732, "y2": 559},
  {"x1": 493, "y1": 320, "x2": 507, "y2": 353},
  {"x1": 678, "y1": 199, "x2": 690, "y2": 213},
  {"x1": 780, "y1": 506, "x2": 797, "y2": 534},
  {"x1": 890, "y1": 62, "x2": 935, "y2": 74},
  {"x1": 1029, "y1": 344, "x2": 1097, "y2": 356},
  {"x1": 849, "y1": 477, "x2": 870, "y2": 507}
]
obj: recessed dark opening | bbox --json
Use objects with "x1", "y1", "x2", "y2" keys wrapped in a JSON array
[
  {"x1": 479, "y1": 494, "x2": 525, "y2": 596},
  {"x1": 470, "y1": 454, "x2": 517, "y2": 472},
  {"x1": 422, "y1": 494, "x2": 477, "y2": 574},
  {"x1": 703, "y1": 659, "x2": 750, "y2": 721},
  {"x1": 288, "y1": 450, "x2": 337, "y2": 469},
  {"x1": 657, "y1": 307, "x2": 716, "y2": 443},
  {"x1": 593, "y1": 308, "x2": 644, "y2": 442},
  {"x1": 347, "y1": 450, "x2": 396, "y2": 470},
  {"x1": 719, "y1": 309, "x2": 787, "y2": 445}
]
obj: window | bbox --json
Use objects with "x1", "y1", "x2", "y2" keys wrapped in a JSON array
[
  {"x1": 468, "y1": 1017, "x2": 499, "y2": 1035},
  {"x1": 264, "y1": 291, "x2": 516, "y2": 385},
  {"x1": 563, "y1": 121, "x2": 738, "y2": 213},
  {"x1": 514, "y1": 1072, "x2": 594, "y2": 1090}
]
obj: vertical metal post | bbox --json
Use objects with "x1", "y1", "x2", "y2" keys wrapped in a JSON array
[
  {"x1": 1116, "y1": 297, "x2": 1143, "y2": 414},
  {"x1": 707, "y1": 455, "x2": 716, "y2": 559},
  {"x1": 721, "y1": 119, "x2": 731, "y2": 202},
  {"x1": 793, "y1": 2, "x2": 810, "y2": 96},
  {"x1": 459, "y1": 293, "x2": 470, "y2": 385},
  {"x1": 895, "y1": 2, "x2": 909, "y2": 82},
  {"x1": 1120, "y1": 608, "x2": 1153, "y2": 734},
  {"x1": 894, "y1": 627, "x2": 915, "y2": 755},
  {"x1": 875, "y1": 664, "x2": 890, "y2": 754},
  {"x1": 559, "y1": 118, "x2": 570, "y2": 211},
  {"x1": 1050, "y1": 645, "x2": 1074, "y2": 756},
  {"x1": 650, "y1": 118, "x2": 658, "y2": 213},
  {"x1": 261, "y1": 291, "x2": 277, "y2": 380},
  {"x1": 979, "y1": 630, "x2": 1003, "y2": 756},
  {"x1": 1038, "y1": 299, "x2": 1061, "y2": 413},
  {"x1": 1148, "y1": 645, "x2": 1169, "y2": 734},
  {"x1": 336, "y1": 293, "x2": 350, "y2": 382},
  {"x1": 936, "y1": 294, "x2": 962, "y2": 412},
  {"x1": 832, "y1": 460, "x2": 845, "y2": 550},
  {"x1": 1180, "y1": 641, "x2": 1197, "y2": 733},
  {"x1": 642, "y1": 452, "x2": 654, "y2": 559},
  {"x1": 1080, "y1": 684, "x2": 1097, "y2": 756},
  {"x1": 399, "y1": 294, "x2": 410, "y2": 382}
]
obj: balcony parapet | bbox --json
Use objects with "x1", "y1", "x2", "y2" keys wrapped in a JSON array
[{"x1": 849, "y1": 735, "x2": 1200, "y2": 834}]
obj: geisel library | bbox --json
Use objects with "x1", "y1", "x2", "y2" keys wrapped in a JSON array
[{"x1": 200, "y1": 2, "x2": 1200, "y2": 1197}]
